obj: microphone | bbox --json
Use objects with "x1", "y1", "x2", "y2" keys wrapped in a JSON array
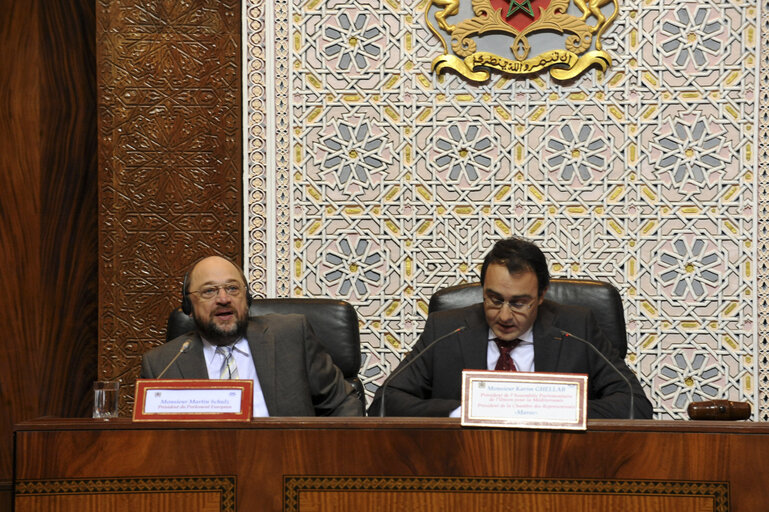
[
  {"x1": 379, "y1": 326, "x2": 466, "y2": 417},
  {"x1": 156, "y1": 340, "x2": 191, "y2": 379},
  {"x1": 558, "y1": 330, "x2": 635, "y2": 419}
]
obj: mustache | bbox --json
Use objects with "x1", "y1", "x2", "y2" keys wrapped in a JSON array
[{"x1": 194, "y1": 310, "x2": 248, "y2": 346}]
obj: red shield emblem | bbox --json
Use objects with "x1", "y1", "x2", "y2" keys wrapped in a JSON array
[{"x1": 488, "y1": 0, "x2": 551, "y2": 31}]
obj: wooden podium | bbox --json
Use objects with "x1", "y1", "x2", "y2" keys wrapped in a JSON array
[{"x1": 14, "y1": 417, "x2": 769, "y2": 511}]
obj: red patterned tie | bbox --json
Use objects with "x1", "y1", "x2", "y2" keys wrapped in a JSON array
[{"x1": 494, "y1": 338, "x2": 522, "y2": 371}]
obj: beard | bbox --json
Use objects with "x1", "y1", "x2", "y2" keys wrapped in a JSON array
[{"x1": 194, "y1": 312, "x2": 248, "y2": 346}]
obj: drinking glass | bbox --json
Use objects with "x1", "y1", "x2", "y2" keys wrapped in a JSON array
[{"x1": 93, "y1": 381, "x2": 120, "y2": 419}]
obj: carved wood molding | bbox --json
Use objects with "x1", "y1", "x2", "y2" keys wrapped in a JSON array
[
  {"x1": 17, "y1": 476, "x2": 236, "y2": 512},
  {"x1": 96, "y1": 0, "x2": 242, "y2": 414},
  {"x1": 284, "y1": 476, "x2": 729, "y2": 511}
]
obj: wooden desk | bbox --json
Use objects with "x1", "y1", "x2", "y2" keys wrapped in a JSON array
[{"x1": 14, "y1": 418, "x2": 769, "y2": 511}]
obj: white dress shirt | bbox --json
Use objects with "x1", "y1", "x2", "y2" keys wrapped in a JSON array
[
  {"x1": 202, "y1": 337, "x2": 270, "y2": 417},
  {"x1": 449, "y1": 326, "x2": 535, "y2": 418},
  {"x1": 485, "y1": 326, "x2": 535, "y2": 372}
]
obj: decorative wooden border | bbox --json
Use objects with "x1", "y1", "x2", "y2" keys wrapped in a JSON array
[
  {"x1": 16, "y1": 476, "x2": 236, "y2": 511},
  {"x1": 284, "y1": 476, "x2": 729, "y2": 511},
  {"x1": 133, "y1": 379, "x2": 253, "y2": 421}
]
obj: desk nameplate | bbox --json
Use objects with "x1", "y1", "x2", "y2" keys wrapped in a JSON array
[
  {"x1": 461, "y1": 370, "x2": 587, "y2": 430},
  {"x1": 133, "y1": 379, "x2": 253, "y2": 422}
]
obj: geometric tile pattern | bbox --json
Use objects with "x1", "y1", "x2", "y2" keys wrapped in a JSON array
[
  {"x1": 245, "y1": 0, "x2": 269, "y2": 295},
  {"x1": 758, "y1": 0, "x2": 769, "y2": 421},
  {"x1": 246, "y1": 0, "x2": 764, "y2": 419}
]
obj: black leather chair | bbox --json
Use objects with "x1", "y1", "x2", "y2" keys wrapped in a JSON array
[
  {"x1": 428, "y1": 278, "x2": 628, "y2": 358},
  {"x1": 166, "y1": 298, "x2": 365, "y2": 406}
]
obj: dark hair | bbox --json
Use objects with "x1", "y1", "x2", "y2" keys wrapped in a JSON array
[{"x1": 480, "y1": 237, "x2": 550, "y2": 295}]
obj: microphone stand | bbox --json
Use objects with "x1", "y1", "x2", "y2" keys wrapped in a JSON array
[
  {"x1": 157, "y1": 340, "x2": 191, "y2": 379},
  {"x1": 560, "y1": 330, "x2": 635, "y2": 419},
  {"x1": 379, "y1": 327, "x2": 466, "y2": 417}
]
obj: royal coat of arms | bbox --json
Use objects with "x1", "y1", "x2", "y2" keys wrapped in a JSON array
[{"x1": 428, "y1": 0, "x2": 618, "y2": 81}]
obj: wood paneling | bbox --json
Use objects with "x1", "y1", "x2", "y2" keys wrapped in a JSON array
[
  {"x1": 16, "y1": 476, "x2": 231, "y2": 512},
  {"x1": 14, "y1": 418, "x2": 769, "y2": 511},
  {"x1": 96, "y1": 0, "x2": 243, "y2": 414},
  {"x1": 296, "y1": 491, "x2": 718, "y2": 511},
  {"x1": 0, "y1": 0, "x2": 244, "y2": 506},
  {"x1": 0, "y1": 0, "x2": 97, "y2": 503},
  {"x1": 16, "y1": 493, "x2": 223, "y2": 512}
]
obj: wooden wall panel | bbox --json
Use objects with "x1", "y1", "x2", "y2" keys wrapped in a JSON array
[
  {"x1": 14, "y1": 419, "x2": 768, "y2": 511},
  {"x1": 16, "y1": 489, "x2": 226, "y2": 512},
  {"x1": 295, "y1": 490, "x2": 718, "y2": 511},
  {"x1": 96, "y1": 0, "x2": 242, "y2": 413},
  {"x1": 0, "y1": 0, "x2": 98, "y2": 505}
]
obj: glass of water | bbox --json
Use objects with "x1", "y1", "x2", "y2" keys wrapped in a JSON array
[{"x1": 93, "y1": 381, "x2": 120, "y2": 419}]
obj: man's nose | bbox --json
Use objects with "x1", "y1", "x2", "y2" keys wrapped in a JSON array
[
  {"x1": 215, "y1": 287, "x2": 231, "y2": 303},
  {"x1": 497, "y1": 304, "x2": 514, "y2": 321}
]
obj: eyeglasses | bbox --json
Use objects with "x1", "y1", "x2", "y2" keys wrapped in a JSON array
[
  {"x1": 189, "y1": 284, "x2": 244, "y2": 300},
  {"x1": 483, "y1": 293, "x2": 535, "y2": 313}
]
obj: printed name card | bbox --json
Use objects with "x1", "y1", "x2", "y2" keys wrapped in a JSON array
[
  {"x1": 133, "y1": 379, "x2": 253, "y2": 422},
  {"x1": 461, "y1": 370, "x2": 587, "y2": 430}
]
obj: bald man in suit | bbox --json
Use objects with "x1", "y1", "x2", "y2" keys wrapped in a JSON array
[{"x1": 141, "y1": 256, "x2": 362, "y2": 417}]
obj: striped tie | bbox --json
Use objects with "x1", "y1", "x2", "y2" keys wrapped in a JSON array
[{"x1": 216, "y1": 346, "x2": 240, "y2": 379}]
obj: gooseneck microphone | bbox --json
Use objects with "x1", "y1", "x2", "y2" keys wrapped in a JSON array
[
  {"x1": 379, "y1": 326, "x2": 466, "y2": 417},
  {"x1": 156, "y1": 340, "x2": 191, "y2": 379},
  {"x1": 559, "y1": 330, "x2": 635, "y2": 420}
]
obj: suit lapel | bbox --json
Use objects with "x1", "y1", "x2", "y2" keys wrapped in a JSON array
[
  {"x1": 533, "y1": 301, "x2": 564, "y2": 372},
  {"x1": 246, "y1": 319, "x2": 277, "y2": 414},
  {"x1": 458, "y1": 305, "x2": 491, "y2": 369},
  {"x1": 169, "y1": 334, "x2": 208, "y2": 378}
]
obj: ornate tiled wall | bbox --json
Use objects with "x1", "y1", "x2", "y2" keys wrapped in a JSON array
[{"x1": 246, "y1": 0, "x2": 765, "y2": 419}]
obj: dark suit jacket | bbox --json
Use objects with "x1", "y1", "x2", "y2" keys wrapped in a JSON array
[
  {"x1": 369, "y1": 301, "x2": 652, "y2": 419},
  {"x1": 141, "y1": 314, "x2": 363, "y2": 417}
]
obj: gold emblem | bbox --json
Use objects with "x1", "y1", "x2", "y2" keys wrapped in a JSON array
[{"x1": 429, "y1": 0, "x2": 617, "y2": 81}]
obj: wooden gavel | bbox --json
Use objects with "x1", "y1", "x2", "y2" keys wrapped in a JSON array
[{"x1": 687, "y1": 400, "x2": 751, "y2": 420}]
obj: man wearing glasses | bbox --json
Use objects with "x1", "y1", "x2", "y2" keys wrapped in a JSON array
[
  {"x1": 140, "y1": 256, "x2": 363, "y2": 417},
  {"x1": 369, "y1": 237, "x2": 652, "y2": 419}
]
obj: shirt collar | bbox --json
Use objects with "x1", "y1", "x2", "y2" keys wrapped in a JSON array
[
  {"x1": 487, "y1": 326, "x2": 534, "y2": 344},
  {"x1": 201, "y1": 336, "x2": 250, "y2": 364}
]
